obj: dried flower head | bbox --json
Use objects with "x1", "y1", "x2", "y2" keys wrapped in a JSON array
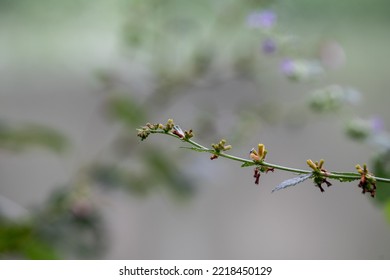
[
  {"x1": 356, "y1": 164, "x2": 376, "y2": 197},
  {"x1": 249, "y1": 143, "x2": 267, "y2": 162},
  {"x1": 307, "y1": 159, "x2": 332, "y2": 192}
]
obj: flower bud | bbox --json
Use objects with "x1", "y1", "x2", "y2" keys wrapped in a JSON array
[
  {"x1": 355, "y1": 164, "x2": 364, "y2": 174},
  {"x1": 172, "y1": 125, "x2": 184, "y2": 138},
  {"x1": 258, "y1": 144, "x2": 265, "y2": 159},
  {"x1": 307, "y1": 159, "x2": 317, "y2": 170},
  {"x1": 184, "y1": 129, "x2": 194, "y2": 139},
  {"x1": 249, "y1": 148, "x2": 257, "y2": 156},
  {"x1": 250, "y1": 152, "x2": 260, "y2": 162},
  {"x1": 223, "y1": 145, "x2": 232, "y2": 151},
  {"x1": 165, "y1": 119, "x2": 175, "y2": 132}
]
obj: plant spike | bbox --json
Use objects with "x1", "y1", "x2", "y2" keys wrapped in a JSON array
[{"x1": 137, "y1": 119, "x2": 390, "y2": 197}]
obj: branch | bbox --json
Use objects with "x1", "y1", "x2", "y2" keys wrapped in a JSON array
[{"x1": 137, "y1": 119, "x2": 390, "y2": 197}]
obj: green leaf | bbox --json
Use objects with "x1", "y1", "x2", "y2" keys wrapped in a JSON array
[
  {"x1": 108, "y1": 95, "x2": 145, "y2": 127},
  {"x1": 372, "y1": 153, "x2": 390, "y2": 205},
  {"x1": 0, "y1": 222, "x2": 58, "y2": 259},
  {"x1": 241, "y1": 162, "x2": 255, "y2": 168},
  {"x1": 88, "y1": 164, "x2": 150, "y2": 196},
  {"x1": 180, "y1": 146, "x2": 208, "y2": 152},
  {"x1": 145, "y1": 151, "x2": 195, "y2": 199},
  {"x1": 272, "y1": 173, "x2": 312, "y2": 193},
  {"x1": 0, "y1": 123, "x2": 68, "y2": 153}
]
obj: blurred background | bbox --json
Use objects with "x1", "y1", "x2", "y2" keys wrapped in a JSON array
[{"x1": 1, "y1": 0, "x2": 390, "y2": 259}]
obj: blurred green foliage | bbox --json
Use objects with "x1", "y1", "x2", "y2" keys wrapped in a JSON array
[
  {"x1": 121, "y1": 0, "x2": 270, "y2": 88},
  {"x1": 2, "y1": 0, "x2": 390, "y2": 260},
  {"x1": 0, "y1": 221, "x2": 58, "y2": 259},
  {"x1": 0, "y1": 186, "x2": 105, "y2": 259},
  {"x1": 88, "y1": 154, "x2": 195, "y2": 199},
  {"x1": 0, "y1": 123, "x2": 68, "y2": 153},
  {"x1": 107, "y1": 95, "x2": 145, "y2": 127},
  {"x1": 33, "y1": 188, "x2": 105, "y2": 259},
  {"x1": 373, "y1": 153, "x2": 390, "y2": 204},
  {"x1": 0, "y1": 120, "x2": 69, "y2": 259}
]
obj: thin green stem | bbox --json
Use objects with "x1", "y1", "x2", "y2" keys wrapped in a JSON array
[{"x1": 149, "y1": 129, "x2": 390, "y2": 184}]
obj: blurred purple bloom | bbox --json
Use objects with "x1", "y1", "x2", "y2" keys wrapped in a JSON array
[
  {"x1": 280, "y1": 58, "x2": 324, "y2": 80},
  {"x1": 280, "y1": 59, "x2": 294, "y2": 76},
  {"x1": 370, "y1": 116, "x2": 385, "y2": 134},
  {"x1": 246, "y1": 10, "x2": 277, "y2": 29},
  {"x1": 261, "y1": 38, "x2": 277, "y2": 54}
]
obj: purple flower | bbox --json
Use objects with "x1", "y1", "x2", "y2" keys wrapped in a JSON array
[
  {"x1": 261, "y1": 38, "x2": 277, "y2": 54},
  {"x1": 279, "y1": 59, "x2": 324, "y2": 80},
  {"x1": 280, "y1": 58, "x2": 295, "y2": 76},
  {"x1": 370, "y1": 116, "x2": 385, "y2": 134},
  {"x1": 246, "y1": 10, "x2": 277, "y2": 29}
]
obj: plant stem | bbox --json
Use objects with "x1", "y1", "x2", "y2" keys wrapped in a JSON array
[{"x1": 149, "y1": 130, "x2": 390, "y2": 184}]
